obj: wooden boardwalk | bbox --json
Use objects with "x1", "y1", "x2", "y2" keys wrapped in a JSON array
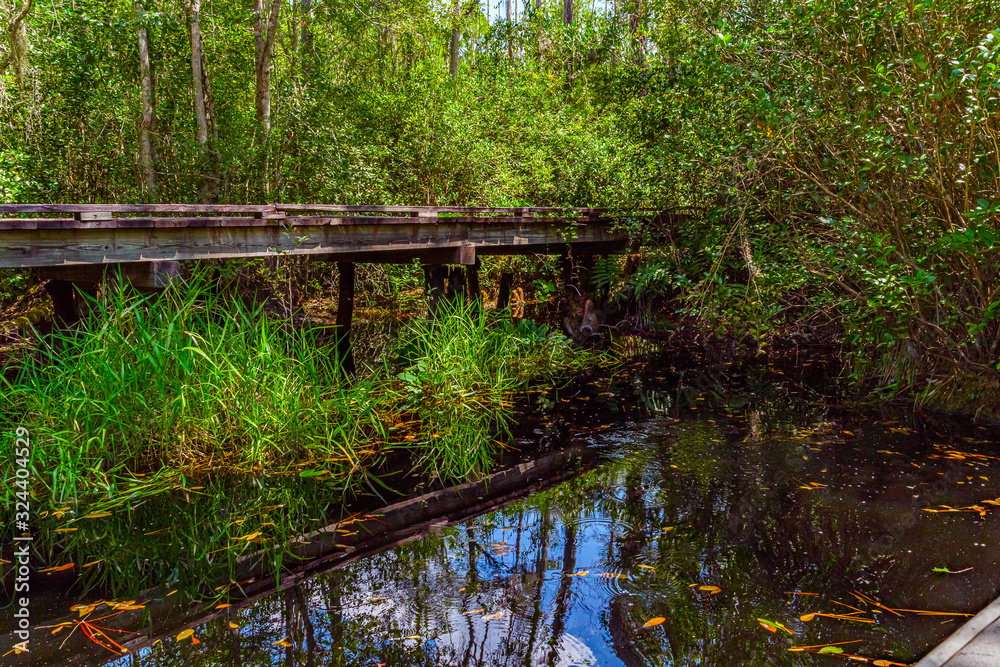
[{"x1": 0, "y1": 203, "x2": 631, "y2": 269}]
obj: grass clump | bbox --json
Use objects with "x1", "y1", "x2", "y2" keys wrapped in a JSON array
[
  {"x1": 396, "y1": 301, "x2": 594, "y2": 480},
  {"x1": 3, "y1": 277, "x2": 388, "y2": 507},
  {"x1": 0, "y1": 280, "x2": 597, "y2": 595}
]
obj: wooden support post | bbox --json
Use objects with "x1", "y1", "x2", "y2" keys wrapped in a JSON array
[
  {"x1": 496, "y1": 271, "x2": 513, "y2": 310},
  {"x1": 556, "y1": 248, "x2": 572, "y2": 288},
  {"x1": 446, "y1": 266, "x2": 466, "y2": 305},
  {"x1": 424, "y1": 264, "x2": 447, "y2": 316},
  {"x1": 467, "y1": 257, "x2": 481, "y2": 309},
  {"x1": 336, "y1": 262, "x2": 356, "y2": 376},
  {"x1": 44, "y1": 280, "x2": 79, "y2": 328}
]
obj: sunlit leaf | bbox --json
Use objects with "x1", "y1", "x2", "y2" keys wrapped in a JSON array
[
  {"x1": 757, "y1": 618, "x2": 793, "y2": 635},
  {"x1": 462, "y1": 609, "x2": 484, "y2": 615},
  {"x1": 643, "y1": 617, "x2": 665, "y2": 628},
  {"x1": 819, "y1": 646, "x2": 844, "y2": 654},
  {"x1": 39, "y1": 563, "x2": 74, "y2": 573},
  {"x1": 176, "y1": 629, "x2": 194, "y2": 642},
  {"x1": 698, "y1": 585, "x2": 721, "y2": 594},
  {"x1": 229, "y1": 623, "x2": 239, "y2": 629},
  {"x1": 800, "y1": 613, "x2": 816, "y2": 621}
]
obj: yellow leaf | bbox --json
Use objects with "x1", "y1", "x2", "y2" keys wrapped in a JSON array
[
  {"x1": 39, "y1": 563, "x2": 75, "y2": 573},
  {"x1": 236, "y1": 532, "x2": 261, "y2": 541},
  {"x1": 176, "y1": 629, "x2": 194, "y2": 642},
  {"x1": 85, "y1": 512, "x2": 112, "y2": 519},
  {"x1": 462, "y1": 609, "x2": 485, "y2": 615},
  {"x1": 482, "y1": 611, "x2": 505, "y2": 621},
  {"x1": 800, "y1": 613, "x2": 816, "y2": 622},
  {"x1": 403, "y1": 635, "x2": 421, "y2": 640},
  {"x1": 643, "y1": 617, "x2": 665, "y2": 628},
  {"x1": 273, "y1": 638, "x2": 292, "y2": 647},
  {"x1": 229, "y1": 623, "x2": 239, "y2": 629},
  {"x1": 698, "y1": 585, "x2": 721, "y2": 594},
  {"x1": 638, "y1": 564, "x2": 655, "y2": 570}
]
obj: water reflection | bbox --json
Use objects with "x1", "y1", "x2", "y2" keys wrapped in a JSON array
[{"x1": 101, "y1": 386, "x2": 1000, "y2": 667}]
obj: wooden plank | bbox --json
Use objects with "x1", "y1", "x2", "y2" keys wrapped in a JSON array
[
  {"x1": 0, "y1": 204, "x2": 274, "y2": 214},
  {"x1": 0, "y1": 221, "x2": 628, "y2": 269}
]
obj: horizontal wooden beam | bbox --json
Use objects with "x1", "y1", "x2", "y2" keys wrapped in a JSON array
[{"x1": 0, "y1": 219, "x2": 629, "y2": 269}]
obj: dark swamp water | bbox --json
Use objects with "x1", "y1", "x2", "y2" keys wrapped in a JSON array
[{"x1": 7, "y1": 349, "x2": 1000, "y2": 666}]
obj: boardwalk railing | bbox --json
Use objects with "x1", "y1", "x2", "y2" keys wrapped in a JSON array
[{"x1": 0, "y1": 204, "x2": 630, "y2": 269}]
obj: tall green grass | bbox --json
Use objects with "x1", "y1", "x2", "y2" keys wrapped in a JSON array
[
  {"x1": 3, "y1": 277, "x2": 388, "y2": 506},
  {"x1": 0, "y1": 281, "x2": 597, "y2": 595},
  {"x1": 395, "y1": 301, "x2": 592, "y2": 480}
]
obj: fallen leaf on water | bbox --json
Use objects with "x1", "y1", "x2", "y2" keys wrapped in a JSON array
[
  {"x1": 818, "y1": 646, "x2": 843, "y2": 654},
  {"x1": 757, "y1": 618, "x2": 794, "y2": 635},
  {"x1": 192, "y1": 638, "x2": 201, "y2": 645},
  {"x1": 403, "y1": 635, "x2": 421, "y2": 640},
  {"x1": 638, "y1": 564, "x2": 656, "y2": 571},
  {"x1": 482, "y1": 611, "x2": 504, "y2": 621},
  {"x1": 597, "y1": 572, "x2": 627, "y2": 579},
  {"x1": 571, "y1": 570, "x2": 589, "y2": 577},
  {"x1": 273, "y1": 638, "x2": 292, "y2": 647},
  {"x1": 873, "y1": 661, "x2": 909, "y2": 666},
  {"x1": 176, "y1": 630, "x2": 194, "y2": 642},
  {"x1": 932, "y1": 567, "x2": 973, "y2": 574},
  {"x1": 643, "y1": 617, "x2": 665, "y2": 628},
  {"x1": 462, "y1": 609, "x2": 485, "y2": 615},
  {"x1": 369, "y1": 597, "x2": 390, "y2": 602},
  {"x1": 800, "y1": 613, "x2": 816, "y2": 622},
  {"x1": 229, "y1": 623, "x2": 239, "y2": 629},
  {"x1": 698, "y1": 585, "x2": 721, "y2": 594},
  {"x1": 216, "y1": 604, "x2": 232, "y2": 609},
  {"x1": 788, "y1": 640, "x2": 862, "y2": 652},
  {"x1": 39, "y1": 563, "x2": 74, "y2": 573},
  {"x1": 662, "y1": 527, "x2": 674, "y2": 531}
]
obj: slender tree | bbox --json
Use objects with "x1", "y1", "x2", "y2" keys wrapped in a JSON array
[
  {"x1": 448, "y1": 0, "x2": 460, "y2": 78},
  {"x1": 135, "y1": 1, "x2": 157, "y2": 198},
  {"x1": 0, "y1": 0, "x2": 33, "y2": 84},
  {"x1": 253, "y1": 0, "x2": 281, "y2": 135},
  {"x1": 188, "y1": 0, "x2": 209, "y2": 149}
]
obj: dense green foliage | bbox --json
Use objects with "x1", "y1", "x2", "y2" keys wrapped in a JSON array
[{"x1": 2, "y1": 0, "x2": 999, "y2": 409}]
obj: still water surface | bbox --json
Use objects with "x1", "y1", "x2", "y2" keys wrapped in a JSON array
[{"x1": 42, "y1": 359, "x2": 1000, "y2": 665}]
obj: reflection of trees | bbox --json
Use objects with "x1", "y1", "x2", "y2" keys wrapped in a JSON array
[{"x1": 119, "y1": 389, "x2": 968, "y2": 667}]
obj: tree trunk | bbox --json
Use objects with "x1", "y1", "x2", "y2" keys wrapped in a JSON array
[
  {"x1": 135, "y1": 2, "x2": 156, "y2": 198},
  {"x1": 505, "y1": 0, "x2": 512, "y2": 60},
  {"x1": 563, "y1": 0, "x2": 572, "y2": 25},
  {"x1": 188, "y1": 0, "x2": 209, "y2": 149},
  {"x1": 0, "y1": 0, "x2": 33, "y2": 86},
  {"x1": 254, "y1": 0, "x2": 281, "y2": 135},
  {"x1": 449, "y1": 25, "x2": 459, "y2": 78},
  {"x1": 629, "y1": 0, "x2": 645, "y2": 68}
]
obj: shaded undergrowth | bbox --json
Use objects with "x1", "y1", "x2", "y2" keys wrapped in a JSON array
[{"x1": 0, "y1": 278, "x2": 600, "y2": 597}]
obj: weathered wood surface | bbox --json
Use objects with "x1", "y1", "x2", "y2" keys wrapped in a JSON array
[{"x1": 0, "y1": 204, "x2": 634, "y2": 268}]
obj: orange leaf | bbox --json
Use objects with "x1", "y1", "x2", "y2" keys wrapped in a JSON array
[
  {"x1": 39, "y1": 563, "x2": 75, "y2": 573},
  {"x1": 643, "y1": 617, "x2": 666, "y2": 628}
]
